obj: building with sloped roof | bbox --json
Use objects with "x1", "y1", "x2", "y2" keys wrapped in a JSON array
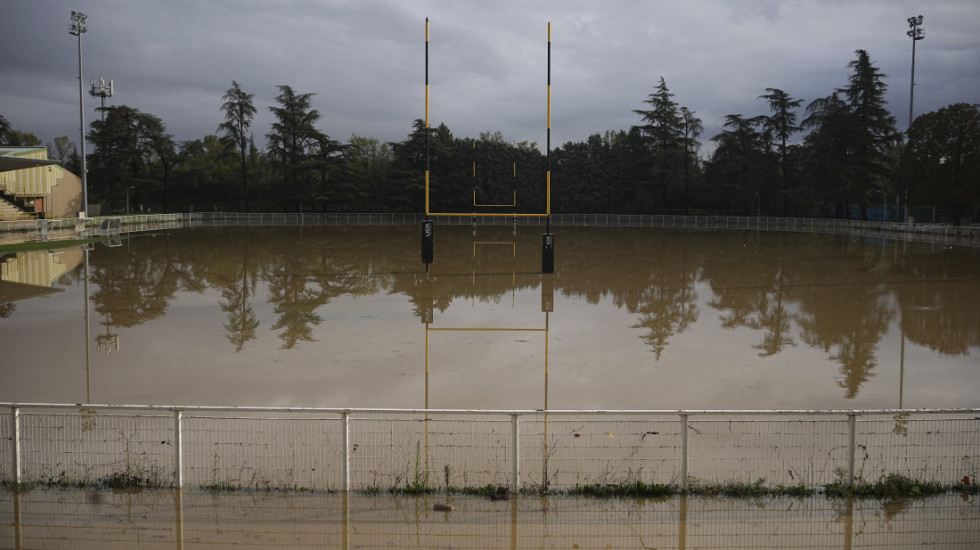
[{"x1": 0, "y1": 146, "x2": 82, "y2": 220}]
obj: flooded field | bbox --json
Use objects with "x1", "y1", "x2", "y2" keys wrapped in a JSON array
[
  {"x1": 0, "y1": 224, "x2": 977, "y2": 410},
  {"x1": 2, "y1": 487, "x2": 978, "y2": 549}
]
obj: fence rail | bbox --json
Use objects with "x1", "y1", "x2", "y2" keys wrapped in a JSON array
[
  {"x1": 2, "y1": 404, "x2": 976, "y2": 493},
  {"x1": 3, "y1": 212, "x2": 978, "y2": 247}
]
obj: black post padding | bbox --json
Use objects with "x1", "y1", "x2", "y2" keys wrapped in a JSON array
[
  {"x1": 542, "y1": 233, "x2": 554, "y2": 274},
  {"x1": 421, "y1": 220, "x2": 434, "y2": 264}
]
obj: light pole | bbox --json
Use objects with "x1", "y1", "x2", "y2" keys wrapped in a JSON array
[
  {"x1": 904, "y1": 15, "x2": 924, "y2": 225},
  {"x1": 907, "y1": 15, "x2": 924, "y2": 130},
  {"x1": 126, "y1": 186, "x2": 134, "y2": 215},
  {"x1": 70, "y1": 11, "x2": 88, "y2": 217}
]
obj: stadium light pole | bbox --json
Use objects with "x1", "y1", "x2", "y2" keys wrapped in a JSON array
[
  {"x1": 906, "y1": 15, "x2": 924, "y2": 130},
  {"x1": 70, "y1": 11, "x2": 89, "y2": 217}
]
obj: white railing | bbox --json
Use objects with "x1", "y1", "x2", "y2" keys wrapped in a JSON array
[
  {"x1": 2, "y1": 403, "x2": 976, "y2": 493},
  {"x1": 4, "y1": 212, "x2": 977, "y2": 247}
]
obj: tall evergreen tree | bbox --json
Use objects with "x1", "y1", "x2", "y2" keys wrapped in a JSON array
[
  {"x1": 758, "y1": 88, "x2": 804, "y2": 213},
  {"x1": 679, "y1": 106, "x2": 703, "y2": 212},
  {"x1": 707, "y1": 114, "x2": 767, "y2": 215},
  {"x1": 803, "y1": 51, "x2": 898, "y2": 218},
  {"x1": 267, "y1": 85, "x2": 325, "y2": 209},
  {"x1": 219, "y1": 81, "x2": 257, "y2": 212},
  {"x1": 758, "y1": 88, "x2": 803, "y2": 160},
  {"x1": 88, "y1": 105, "x2": 173, "y2": 211},
  {"x1": 632, "y1": 77, "x2": 696, "y2": 211}
]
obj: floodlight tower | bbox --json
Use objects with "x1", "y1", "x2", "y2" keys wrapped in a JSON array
[
  {"x1": 90, "y1": 76, "x2": 114, "y2": 121},
  {"x1": 907, "y1": 15, "x2": 924, "y2": 130},
  {"x1": 70, "y1": 10, "x2": 89, "y2": 217}
]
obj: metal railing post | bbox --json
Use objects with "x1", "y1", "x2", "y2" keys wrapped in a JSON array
[
  {"x1": 11, "y1": 407, "x2": 21, "y2": 485},
  {"x1": 847, "y1": 413, "x2": 856, "y2": 486},
  {"x1": 680, "y1": 413, "x2": 688, "y2": 492},
  {"x1": 341, "y1": 412, "x2": 350, "y2": 491},
  {"x1": 511, "y1": 414, "x2": 520, "y2": 490},
  {"x1": 173, "y1": 409, "x2": 183, "y2": 488}
]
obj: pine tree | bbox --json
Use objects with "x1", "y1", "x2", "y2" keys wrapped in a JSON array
[{"x1": 219, "y1": 81, "x2": 257, "y2": 212}]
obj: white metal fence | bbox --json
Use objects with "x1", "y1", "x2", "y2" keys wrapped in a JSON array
[
  {"x1": 3, "y1": 404, "x2": 976, "y2": 493},
  {"x1": 3, "y1": 212, "x2": 978, "y2": 246}
]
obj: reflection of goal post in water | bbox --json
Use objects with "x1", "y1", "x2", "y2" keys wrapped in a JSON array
[
  {"x1": 423, "y1": 19, "x2": 555, "y2": 273},
  {"x1": 419, "y1": 242, "x2": 556, "y2": 489}
]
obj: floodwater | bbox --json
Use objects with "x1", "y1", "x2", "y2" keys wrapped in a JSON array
[
  {"x1": 2, "y1": 487, "x2": 978, "y2": 549},
  {"x1": 0, "y1": 225, "x2": 978, "y2": 410}
]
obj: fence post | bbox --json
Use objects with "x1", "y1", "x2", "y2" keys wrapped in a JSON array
[
  {"x1": 173, "y1": 409, "x2": 183, "y2": 488},
  {"x1": 511, "y1": 414, "x2": 520, "y2": 491},
  {"x1": 680, "y1": 413, "x2": 688, "y2": 492},
  {"x1": 847, "y1": 413, "x2": 856, "y2": 486},
  {"x1": 10, "y1": 407, "x2": 20, "y2": 485},
  {"x1": 341, "y1": 412, "x2": 350, "y2": 491}
]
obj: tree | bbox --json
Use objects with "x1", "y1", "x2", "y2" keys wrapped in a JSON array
[
  {"x1": 678, "y1": 106, "x2": 703, "y2": 212},
  {"x1": 307, "y1": 133, "x2": 344, "y2": 211},
  {"x1": 758, "y1": 89, "x2": 803, "y2": 213},
  {"x1": 0, "y1": 114, "x2": 11, "y2": 143},
  {"x1": 632, "y1": 77, "x2": 698, "y2": 211},
  {"x1": 706, "y1": 114, "x2": 767, "y2": 215},
  {"x1": 47, "y1": 136, "x2": 74, "y2": 161},
  {"x1": 843, "y1": 50, "x2": 899, "y2": 208},
  {"x1": 266, "y1": 85, "x2": 325, "y2": 209},
  {"x1": 176, "y1": 135, "x2": 236, "y2": 211},
  {"x1": 759, "y1": 88, "x2": 803, "y2": 160},
  {"x1": 802, "y1": 92, "x2": 851, "y2": 215},
  {"x1": 803, "y1": 50, "x2": 898, "y2": 218},
  {"x1": 87, "y1": 105, "x2": 173, "y2": 211},
  {"x1": 902, "y1": 103, "x2": 980, "y2": 225},
  {"x1": 0, "y1": 115, "x2": 39, "y2": 146},
  {"x1": 219, "y1": 81, "x2": 257, "y2": 212},
  {"x1": 340, "y1": 134, "x2": 393, "y2": 210},
  {"x1": 146, "y1": 132, "x2": 180, "y2": 212},
  {"x1": 4, "y1": 130, "x2": 41, "y2": 146}
]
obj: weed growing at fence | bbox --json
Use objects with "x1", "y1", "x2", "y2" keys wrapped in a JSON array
[
  {"x1": 826, "y1": 474, "x2": 950, "y2": 498},
  {"x1": 391, "y1": 442, "x2": 434, "y2": 494}
]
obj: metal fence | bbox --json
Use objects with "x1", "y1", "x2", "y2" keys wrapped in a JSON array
[
  {"x1": 3, "y1": 404, "x2": 976, "y2": 493},
  {"x1": 3, "y1": 212, "x2": 978, "y2": 247}
]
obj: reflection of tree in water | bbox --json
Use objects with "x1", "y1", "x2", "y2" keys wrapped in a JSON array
[
  {"x1": 795, "y1": 282, "x2": 893, "y2": 399},
  {"x1": 264, "y1": 227, "x2": 393, "y2": 349},
  {"x1": 889, "y1": 247, "x2": 980, "y2": 357},
  {"x1": 704, "y1": 236, "x2": 797, "y2": 357},
  {"x1": 629, "y1": 285, "x2": 698, "y2": 360},
  {"x1": 75, "y1": 226, "x2": 977, "y2": 397},
  {"x1": 558, "y1": 228, "x2": 700, "y2": 360},
  {"x1": 90, "y1": 236, "x2": 204, "y2": 328},
  {"x1": 704, "y1": 233, "x2": 897, "y2": 398},
  {"x1": 218, "y1": 229, "x2": 259, "y2": 352},
  {"x1": 747, "y1": 287, "x2": 796, "y2": 357}
]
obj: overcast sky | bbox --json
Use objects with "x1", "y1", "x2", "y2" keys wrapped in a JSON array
[{"x1": 3, "y1": 0, "x2": 979, "y2": 157}]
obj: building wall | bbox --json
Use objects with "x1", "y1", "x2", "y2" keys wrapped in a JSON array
[
  {"x1": 0, "y1": 147, "x2": 83, "y2": 218},
  {"x1": 0, "y1": 147, "x2": 56, "y2": 197},
  {"x1": 46, "y1": 166, "x2": 83, "y2": 218}
]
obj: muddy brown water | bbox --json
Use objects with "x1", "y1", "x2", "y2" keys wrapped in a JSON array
[
  {"x1": 1, "y1": 488, "x2": 978, "y2": 549},
  {"x1": 0, "y1": 225, "x2": 977, "y2": 409}
]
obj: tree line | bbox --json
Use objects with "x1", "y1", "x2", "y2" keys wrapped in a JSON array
[{"x1": 2, "y1": 49, "x2": 977, "y2": 222}]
